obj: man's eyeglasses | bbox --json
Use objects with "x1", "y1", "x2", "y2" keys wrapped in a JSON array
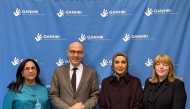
[
  {"x1": 24, "y1": 67, "x2": 37, "y2": 72},
  {"x1": 69, "y1": 50, "x2": 84, "y2": 55}
]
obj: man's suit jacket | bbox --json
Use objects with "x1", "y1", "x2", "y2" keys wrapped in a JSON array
[
  {"x1": 49, "y1": 63, "x2": 99, "y2": 109},
  {"x1": 143, "y1": 78, "x2": 186, "y2": 109}
]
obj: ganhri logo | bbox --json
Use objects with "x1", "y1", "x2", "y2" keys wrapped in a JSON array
[
  {"x1": 35, "y1": 33, "x2": 43, "y2": 41},
  {"x1": 78, "y1": 34, "x2": 86, "y2": 42},
  {"x1": 122, "y1": 33, "x2": 149, "y2": 42},
  {"x1": 11, "y1": 57, "x2": 37, "y2": 66},
  {"x1": 57, "y1": 9, "x2": 64, "y2": 17},
  {"x1": 56, "y1": 58, "x2": 70, "y2": 66},
  {"x1": 78, "y1": 34, "x2": 104, "y2": 42},
  {"x1": 11, "y1": 57, "x2": 22, "y2": 66},
  {"x1": 13, "y1": 8, "x2": 43, "y2": 16},
  {"x1": 145, "y1": 8, "x2": 153, "y2": 16},
  {"x1": 100, "y1": 9, "x2": 129, "y2": 18},
  {"x1": 100, "y1": 9, "x2": 108, "y2": 17},
  {"x1": 145, "y1": 7, "x2": 177, "y2": 16},
  {"x1": 100, "y1": 58, "x2": 112, "y2": 67},
  {"x1": 122, "y1": 34, "x2": 130, "y2": 42},
  {"x1": 13, "y1": 8, "x2": 21, "y2": 16},
  {"x1": 57, "y1": 9, "x2": 85, "y2": 17},
  {"x1": 35, "y1": 33, "x2": 63, "y2": 41},
  {"x1": 145, "y1": 58, "x2": 153, "y2": 67}
]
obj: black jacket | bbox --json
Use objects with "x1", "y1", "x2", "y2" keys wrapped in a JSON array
[{"x1": 143, "y1": 78, "x2": 186, "y2": 109}]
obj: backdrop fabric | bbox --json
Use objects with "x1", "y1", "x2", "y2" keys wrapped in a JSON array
[{"x1": 0, "y1": 0, "x2": 190, "y2": 109}]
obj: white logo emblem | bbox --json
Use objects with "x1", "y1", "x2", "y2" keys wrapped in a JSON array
[
  {"x1": 78, "y1": 34, "x2": 86, "y2": 42},
  {"x1": 35, "y1": 33, "x2": 43, "y2": 41},
  {"x1": 11, "y1": 57, "x2": 20, "y2": 66},
  {"x1": 56, "y1": 58, "x2": 64, "y2": 66},
  {"x1": 13, "y1": 8, "x2": 21, "y2": 16},
  {"x1": 46, "y1": 85, "x2": 51, "y2": 89},
  {"x1": 100, "y1": 9, "x2": 108, "y2": 17},
  {"x1": 56, "y1": 58, "x2": 69, "y2": 66},
  {"x1": 100, "y1": 59, "x2": 108, "y2": 67},
  {"x1": 145, "y1": 58, "x2": 153, "y2": 66},
  {"x1": 57, "y1": 9, "x2": 64, "y2": 17},
  {"x1": 123, "y1": 34, "x2": 130, "y2": 42},
  {"x1": 145, "y1": 8, "x2": 153, "y2": 16}
]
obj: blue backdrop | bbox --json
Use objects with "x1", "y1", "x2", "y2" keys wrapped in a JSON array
[{"x1": 0, "y1": 0, "x2": 190, "y2": 109}]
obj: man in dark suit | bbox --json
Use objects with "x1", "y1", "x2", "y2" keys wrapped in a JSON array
[{"x1": 49, "y1": 42, "x2": 99, "y2": 109}]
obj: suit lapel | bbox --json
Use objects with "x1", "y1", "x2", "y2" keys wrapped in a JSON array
[
  {"x1": 76, "y1": 65, "x2": 89, "y2": 93},
  {"x1": 64, "y1": 64, "x2": 75, "y2": 93},
  {"x1": 153, "y1": 80, "x2": 170, "y2": 101}
]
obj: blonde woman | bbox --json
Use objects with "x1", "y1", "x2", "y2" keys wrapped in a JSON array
[{"x1": 143, "y1": 54, "x2": 187, "y2": 109}]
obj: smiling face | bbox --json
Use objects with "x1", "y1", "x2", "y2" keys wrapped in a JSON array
[
  {"x1": 153, "y1": 54, "x2": 174, "y2": 82},
  {"x1": 113, "y1": 56, "x2": 128, "y2": 74},
  {"x1": 155, "y1": 62, "x2": 169, "y2": 81},
  {"x1": 67, "y1": 42, "x2": 84, "y2": 67},
  {"x1": 21, "y1": 61, "x2": 37, "y2": 85}
]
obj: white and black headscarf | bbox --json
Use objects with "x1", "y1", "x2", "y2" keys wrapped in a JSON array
[{"x1": 111, "y1": 52, "x2": 128, "y2": 81}]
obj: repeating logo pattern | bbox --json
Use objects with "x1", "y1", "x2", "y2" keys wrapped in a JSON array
[
  {"x1": 56, "y1": 9, "x2": 87, "y2": 17},
  {"x1": 78, "y1": 34, "x2": 108, "y2": 42},
  {"x1": 11, "y1": 57, "x2": 21, "y2": 66},
  {"x1": 11, "y1": 57, "x2": 38, "y2": 66},
  {"x1": 100, "y1": 9, "x2": 132, "y2": 17},
  {"x1": 122, "y1": 33, "x2": 151, "y2": 42},
  {"x1": 34, "y1": 33, "x2": 65, "y2": 41},
  {"x1": 145, "y1": 58, "x2": 153, "y2": 67},
  {"x1": 145, "y1": 7, "x2": 178, "y2": 16},
  {"x1": 56, "y1": 58, "x2": 70, "y2": 66},
  {"x1": 100, "y1": 58, "x2": 112, "y2": 67},
  {"x1": 13, "y1": 8, "x2": 45, "y2": 16}
]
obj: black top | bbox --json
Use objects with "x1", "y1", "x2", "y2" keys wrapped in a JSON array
[
  {"x1": 147, "y1": 80, "x2": 165, "y2": 109},
  {"x1": 143, "y1": 78, "x2": 187, "y2": 109}
]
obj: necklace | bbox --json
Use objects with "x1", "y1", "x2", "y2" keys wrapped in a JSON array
[
  {"x1": 29, "y1": 87, "x2": 41, "y2": 109},
  {"x1": 24, "y1": 83, "x2": 41, "y2": 109},
  {"x1": 28, "y1": 86, "x2": 37, "y2": 96},
  {"x1": 25, "y1": 83, "x2": 38, "y2": 98}
]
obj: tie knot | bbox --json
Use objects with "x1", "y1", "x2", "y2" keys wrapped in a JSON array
[{"x1": 73, "y1": 68, "x2": 78, "y2": 71}]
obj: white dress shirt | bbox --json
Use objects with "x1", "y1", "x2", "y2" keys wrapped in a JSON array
[{"x1": 69, "y1": 63, "x2": 83, "y2": 90}]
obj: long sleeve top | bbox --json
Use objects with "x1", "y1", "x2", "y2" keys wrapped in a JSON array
[
  {"x1": 49, "y1": 64, "x2": 99, "y2": 109},
  {"x1": 99, "y1": 73, "x2": 143, "y2": 109},
  {"x1": 2, "y1": 83, "x2": 50, "y2": 109},
  {"x1": 143, "y1": 78, "x2": 187, "y2": 109}
]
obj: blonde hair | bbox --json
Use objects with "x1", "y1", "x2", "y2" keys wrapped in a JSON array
[{"x1": 149, "y1": 54, "x2": 181, "y2": 83}]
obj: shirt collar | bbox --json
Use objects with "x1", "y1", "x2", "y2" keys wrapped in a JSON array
[{"x1": 70, "y1": 63, "x2": 83, "y2": 71}]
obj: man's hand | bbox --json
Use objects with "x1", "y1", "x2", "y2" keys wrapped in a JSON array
[{"x1": 69, "y1": 102, "x2": 85, "y2": 109}]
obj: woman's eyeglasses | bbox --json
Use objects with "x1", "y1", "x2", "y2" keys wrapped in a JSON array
[{"x1": 24, "y1": 67, "x2": 37, "y2": 72}]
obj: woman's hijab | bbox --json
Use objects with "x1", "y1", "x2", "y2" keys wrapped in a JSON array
[{"x1": 111, "y1": 52, "x2": 128, "y2": 81}]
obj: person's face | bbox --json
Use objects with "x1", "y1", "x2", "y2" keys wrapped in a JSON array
[
  {"x1": 67, "y1": 43, "x2": 84, "y2": 67},
  {"x1": 113, "y1": 56, "x2": 127, "y2": 74},
  {"x1": 21, "y1": 61, "x2": 37, "y2": 83},
  {"x1": 155, "y1": 62, "x2": 169, "y2": 80}
]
